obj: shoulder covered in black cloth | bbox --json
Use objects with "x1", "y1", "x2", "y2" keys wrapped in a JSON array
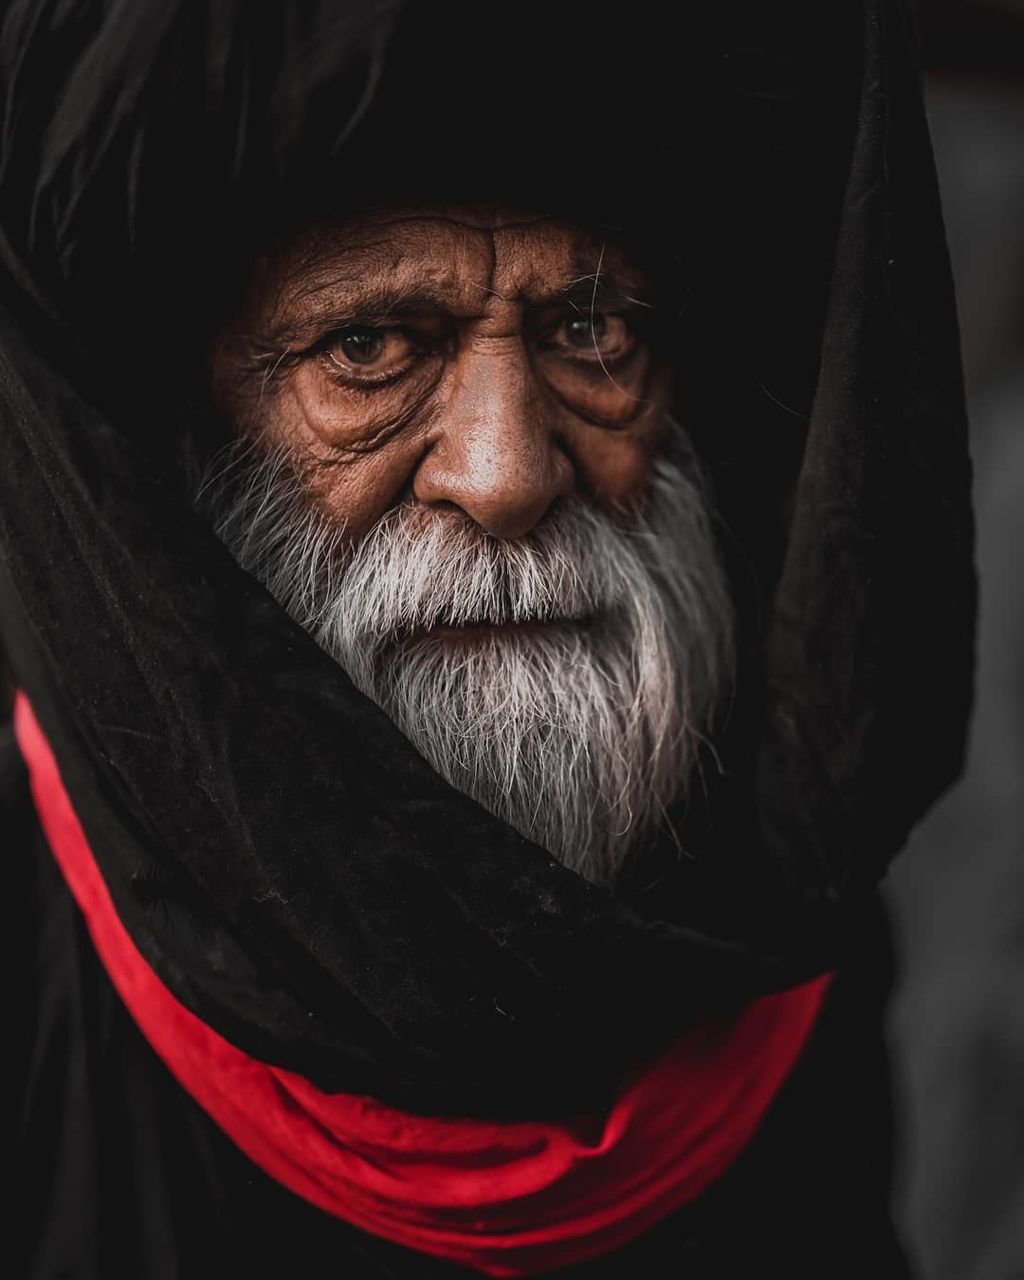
[{"x1": 0, "y1": 0, "x2": 975, "y2": 1122}]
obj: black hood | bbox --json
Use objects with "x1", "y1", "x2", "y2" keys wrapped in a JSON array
[{"x1": 0, "y1": 0, "x2": 976, "y2": 1120}]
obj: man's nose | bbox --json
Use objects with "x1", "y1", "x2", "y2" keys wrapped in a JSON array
[{"x1": 412, "y1": 340, "x2": 574, "y2": 540}]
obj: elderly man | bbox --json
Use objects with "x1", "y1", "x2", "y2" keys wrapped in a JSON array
[
  {"x1": 0, "y1": 3, "x2": 975, "y2": 1278},
  {"x1": 199, "y1": 205, "x2": 735, "y2": 888}
]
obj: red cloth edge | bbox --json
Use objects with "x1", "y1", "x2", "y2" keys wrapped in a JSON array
[{"x1": 14, "y1": 690, "x2": 834, "y2": 1276}]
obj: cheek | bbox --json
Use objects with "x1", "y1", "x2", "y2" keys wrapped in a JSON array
[
  {"x1": 247, "y1": 358, "x2": 674, "y2": 533},
  {"x1": 261, "y1": 376, "x2": 430, "y2": 540},
  {"x1": 307, "y1": 455, "x2": 418, "y2": 538},
  {"x1": 564, "y1": 367, "x2": 675, "y2": 510},
  {"x1": 535, "y1": 351, "x2": 653, "y2": 429},
  {"x1": 572, "y1": 433, "x2": 657, "y2": 509},
  {"x1": 284, "y1": 361, "x2": 441, "y2": 452}
]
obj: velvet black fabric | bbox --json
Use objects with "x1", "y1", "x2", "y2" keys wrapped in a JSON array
[
  {"x1": 0, "y1": 0, "x2": 973, "y2": 1147},
  {"x1": 7, "y1": 721, "x2": 915, "y2": 1278}
]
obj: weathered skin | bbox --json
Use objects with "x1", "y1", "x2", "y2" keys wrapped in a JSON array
[{"x1": 209, "y1": 205, "x2": 674, "y2": 569}]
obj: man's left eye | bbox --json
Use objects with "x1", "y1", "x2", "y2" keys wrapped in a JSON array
[
  {"x1": 322, "y1": 327, "x2": 417, "y2": 379},
  {"x1": 552, "y1": 312, "x2": 635, "y2": 362}
]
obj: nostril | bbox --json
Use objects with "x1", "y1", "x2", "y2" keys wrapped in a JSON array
[{"x1": 411, "y1": 405, "x2": 576, "y2": 539}]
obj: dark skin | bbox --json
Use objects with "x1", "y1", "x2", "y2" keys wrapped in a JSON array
[{"x1": 209, "y1": 204, "x2": 675, "y2": 633}]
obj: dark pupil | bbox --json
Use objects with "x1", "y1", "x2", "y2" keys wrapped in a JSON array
[
  {"x1": 566, "y1": 314, "x2": 606, "y2": 347},
  {"x1": 340, "y1": 328, "x2": 385, "y2": 364}
]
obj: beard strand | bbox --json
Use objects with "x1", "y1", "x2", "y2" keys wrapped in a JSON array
[{"x1": 196, "y1": 430, "x2": 735, "y2": 888}]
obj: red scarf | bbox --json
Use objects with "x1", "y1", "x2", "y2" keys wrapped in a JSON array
[{"x1": 15, "y1": 690, "x2": 833, "y2": 1277}]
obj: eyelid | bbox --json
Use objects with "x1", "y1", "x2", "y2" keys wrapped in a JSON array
[
  {"x1": 295, "y1": 304, "x2": 450, "y2": 349},
  {"x1": 313, "y1": 323, "x2": 445, "y2": 392},
  {"x1": 532, "y1": 309, "x2": 642, "y2": 361},
  {"x1": 313, "y1": 320, "x2": 410, "y2": 350},
  {"x1": 534, "y1": 300, "x2": 645, "y2": 335}
]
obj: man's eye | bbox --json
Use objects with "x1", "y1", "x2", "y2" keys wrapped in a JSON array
[
  {"x1": 554, "y1": 312, "x2": 635, "y2": 362},
  {"x1": 322, "y1": 327, "x2": 417, "y2": 379}
]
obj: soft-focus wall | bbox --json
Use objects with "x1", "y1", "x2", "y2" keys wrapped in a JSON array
[{"x1": 887, "y1": 5, "x2": 1024, "y2": 1277}]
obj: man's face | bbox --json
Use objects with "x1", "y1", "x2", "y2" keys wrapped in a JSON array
[
  {"x1": 211, "y1": 205, "x2": 672, "y2": 540},
  {"x1": 205, "y1": 205, "x2": 735, "y2": 886}
]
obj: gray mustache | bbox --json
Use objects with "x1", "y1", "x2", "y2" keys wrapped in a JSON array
[{"x1": 329, "y1": 502, "x2": 646, "y2": 644}]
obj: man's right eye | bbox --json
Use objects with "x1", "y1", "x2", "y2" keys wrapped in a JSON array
[
  {"x1": 332, "y1": 328, "x2": 387, "y2": 365},
  {"x1": 321, "y1": 327, "x2": 421, "y2": 384}
]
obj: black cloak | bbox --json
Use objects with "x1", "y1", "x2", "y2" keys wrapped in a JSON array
[{"x1": 1, "y1": 1, "x2": 976, "y2": 1276}]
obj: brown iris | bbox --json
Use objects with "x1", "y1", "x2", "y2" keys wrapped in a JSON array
[
  {"x1": 323, "y1": 327, "x2": 420, "y2": 381},
  {"x1": 557, "y1": 312, "x2": 635, "y2": 362}
]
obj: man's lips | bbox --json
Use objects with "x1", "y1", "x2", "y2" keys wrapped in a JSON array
[
  {"x1": 389, "y1": 615, "x2": 593, "y2": 645},
  {"x1": 432, "y1": 618, "x2": 575, "y2": 640}
]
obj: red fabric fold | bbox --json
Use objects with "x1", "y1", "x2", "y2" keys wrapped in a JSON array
[{"x1": 15, "y1": 690, "x2": 834, "y2": 1276}]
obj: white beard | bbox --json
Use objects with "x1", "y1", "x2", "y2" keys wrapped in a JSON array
[{"x1": 197, "y1": 429, "x2": 735, "y2": 888}]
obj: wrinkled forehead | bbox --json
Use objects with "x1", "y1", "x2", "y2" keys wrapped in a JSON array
[{"x1": 240, "y1": 202, "x2": 658, "y2": 331}]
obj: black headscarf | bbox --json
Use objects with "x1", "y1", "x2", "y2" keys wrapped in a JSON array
[{"x1": 0, "y1": 0, "x2": 976, "y2": 1121}]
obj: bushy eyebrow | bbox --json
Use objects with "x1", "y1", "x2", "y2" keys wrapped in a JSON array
[
  {"x1": 271, "y1": 268, "x2": 652, "y2": 339},
  {"x1": 257, "y1": 281, "x2": 447, "y2": 350},
  {"x1": 555, "y1": 274, "x2": 655, "y2": 315},
  {"x1": 243, "y1": 223, "x2": 661, "y2": 364}
]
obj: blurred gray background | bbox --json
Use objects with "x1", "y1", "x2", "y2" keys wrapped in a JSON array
[{"x1": 887, "y1": 4, "x2": 1023, "y2": 1277}]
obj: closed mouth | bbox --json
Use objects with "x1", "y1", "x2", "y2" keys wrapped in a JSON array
[{"x1": 387, "y1": 614, "x2": 594, "y2": 646}]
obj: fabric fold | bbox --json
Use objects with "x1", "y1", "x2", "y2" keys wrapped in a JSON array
[{"x1": 15, "y1": 688, "x2": 833, "y2": 1277}]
